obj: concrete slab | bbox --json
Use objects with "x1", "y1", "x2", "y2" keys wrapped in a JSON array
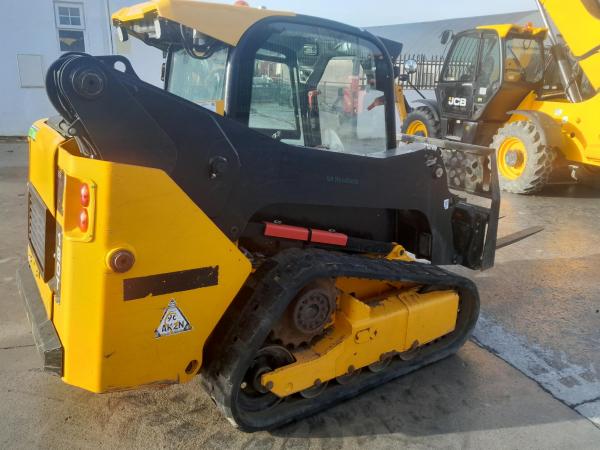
[
  {"x1": 2, "y1": 342, "x2": 598, "y2": 449},
  {"x1": 0, "y1": 142, "x2": 30, "y2": 350},
  {"x1": 456, "y1": 184, "x2": 600, "y2": 427},
  {"x1": 577, "y1": 400, "x2": 600, "y2": 428}
]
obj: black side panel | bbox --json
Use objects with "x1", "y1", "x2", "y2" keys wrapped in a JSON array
[
  {"x1": 123, "y1": 266, "x2": 219, "y2": 301},
  {"x1": 46, "y1": 54, "x2": 459, "y2": 265}
]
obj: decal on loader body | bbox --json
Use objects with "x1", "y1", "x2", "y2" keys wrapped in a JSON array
[
  {"x1": 448, "y1": 97, "x2": 467, "y2": 107},
  {"x1": 155, "y1": 299, "x2": 191, "y2": 338}
]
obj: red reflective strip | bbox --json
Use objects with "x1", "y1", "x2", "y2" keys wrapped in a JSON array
[
  {"x1": 310, "y1": 228, "x2": 348, "y2": 246},
  {"x1": 264, "y1": 222, "x2": 309, "y2": 241}
]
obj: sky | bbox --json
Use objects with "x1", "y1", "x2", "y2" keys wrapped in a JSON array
[{"x1": 224, "y1": 0, "x2": 539, "y2": 27}]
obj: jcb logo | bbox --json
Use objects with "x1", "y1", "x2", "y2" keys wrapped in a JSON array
[{"x1": 448, "y1": 97, "x2": 467, "y2": 107}]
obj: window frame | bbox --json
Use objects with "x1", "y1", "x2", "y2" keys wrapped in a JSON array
[
  {"x1": 165, "y1": 45, "x2": 230, "y2": 107},
  {"x1": 441, "y1": 32, "x2": 482, "y2": 83},
  {"x1": 503, "y1": 33, "x2": 546, "y2": 85},
  {"x1": 248, "y1": 52, "x2": 302, "y2": 141},
  {"x1": 225, "y1": 17, "x2": 397, "y2": 151},
  {"x1": 54, "y1": 2, "x2": 85, "y2": 30},
  {"x1": 476, "y1": 31, "x2": 502, "y2": 93},
  {"x1": 54, "y1": 2, "x2": 85, "y2": 53}
]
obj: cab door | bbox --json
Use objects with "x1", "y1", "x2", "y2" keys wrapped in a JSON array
[
  {"x1": 436, "y1": 31, "x2": 481, "y2": 119},
  {"x1": 477, "y1": 33, "x2": 545, "y2": 123}
]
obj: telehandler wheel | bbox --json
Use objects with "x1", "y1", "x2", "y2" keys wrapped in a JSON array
[
  {"x1": 491, "y1": 120, "x2": 556, "y2": 194},
  {"x1": 401, "y1": 107, "x2": 441, "y2": 138}
]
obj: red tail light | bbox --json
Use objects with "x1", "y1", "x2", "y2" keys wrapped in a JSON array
[
  {"x1": 79, "y1": 209, "x2": 89, "y2": 232},
  {"x1": 80, "y1": 183, "x2": 90, "y2": 207}
]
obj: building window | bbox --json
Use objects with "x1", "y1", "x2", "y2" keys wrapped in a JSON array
[
  {"x1": 58, "y1": 30, "x2": 85, "y2": 52},
  {"x1": 55, "y1": 3, "x2": 85, "y2": 52}
]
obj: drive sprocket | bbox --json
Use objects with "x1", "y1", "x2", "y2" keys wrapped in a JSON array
[{"x1": 270, "y1": 278, "x2": 337, "y2": 348}]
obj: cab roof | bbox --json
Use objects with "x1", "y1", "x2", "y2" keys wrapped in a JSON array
[
  {"x1": 112, "y1": 0, "x2": 295, "y2": 46},
  {"x1": 476, "y1": 23, "x2": 547, "y2": 39}
]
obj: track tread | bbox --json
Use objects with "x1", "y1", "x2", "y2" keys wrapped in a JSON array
[{"x1": 200, "y1": 248, "x2": 479, "y2": 431}]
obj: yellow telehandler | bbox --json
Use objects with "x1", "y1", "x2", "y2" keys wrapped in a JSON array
[{"x1": 402, "y1": 0, "x2": 600, "y2": 193}]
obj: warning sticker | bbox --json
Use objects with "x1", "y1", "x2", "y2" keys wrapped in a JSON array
[{"x1": 155, "y1": 300, "x2": 192, "y2": 338}]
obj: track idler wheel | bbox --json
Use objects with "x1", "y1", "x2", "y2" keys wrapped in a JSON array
[
  {"x1": 237, "y1": 345, "x2": 294, "y2": 412},
  {"x1": 271, "y1": 278, "x2": 337, "y2": 348}
]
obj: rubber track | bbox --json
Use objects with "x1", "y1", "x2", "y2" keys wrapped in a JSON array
[{"x1": 200, "y1": 248, "x2": 480, "y2": 431}]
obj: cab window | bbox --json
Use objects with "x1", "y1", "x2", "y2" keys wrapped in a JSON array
[
  {"x1": 249, "y1": 51, "x2": 301, "y2": 143},
  {"x1": 442, "y1": 35, "x2": 480, "y2": 82},
  {"x1": 167, "y1": 47, "x2": 228, "y2": 108},
  {"x1": 475, "y1": 34, "x2": 502, "y2": 109},
  {"x1": 504, "y1": 37, "x2": 544, "y2": 83},
  {"x1": 248, "y1": 23, "x2": 390, "y2": 154},
  {"x1": 479, "y1": 35, "x2": 501, "y2": 90}
]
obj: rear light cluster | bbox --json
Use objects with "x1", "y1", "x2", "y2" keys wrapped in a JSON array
[{"x1": 78, "y1": 183, "x2": 90, "y2": 232}]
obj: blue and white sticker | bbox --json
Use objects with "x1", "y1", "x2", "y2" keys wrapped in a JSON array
[{"x1": 155, "y1": 299, "x2": 191, "y2": 338}]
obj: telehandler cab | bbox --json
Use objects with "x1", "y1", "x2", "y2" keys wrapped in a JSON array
[
  {"x1": 19, "y1": 0, "x2": 506, "y2": 430},
  {"x1": 402, "y1": 0, "x2": 600, "y2": 194}
]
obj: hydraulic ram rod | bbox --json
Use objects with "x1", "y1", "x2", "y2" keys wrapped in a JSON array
[{"x1": 535, "y1": 0, "x2": 583, "y2": 102}]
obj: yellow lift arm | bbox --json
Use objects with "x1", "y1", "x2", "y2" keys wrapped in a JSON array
[{"x1": 537, "y1": 0, "x2": 600, "y2": 96}]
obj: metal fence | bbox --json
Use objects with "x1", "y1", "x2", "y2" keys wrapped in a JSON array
[{"x1": 398, "y1": 54, "x2": 445, "y2": 90}]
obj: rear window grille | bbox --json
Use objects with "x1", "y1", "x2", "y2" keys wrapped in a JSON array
[{"x1": 28, "y1": 187, "x2": 55, "y2": 281}]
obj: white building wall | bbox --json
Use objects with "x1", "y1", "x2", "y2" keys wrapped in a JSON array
[{"x1": 0, "y1": 0, "x2": 163, "y2": 136}]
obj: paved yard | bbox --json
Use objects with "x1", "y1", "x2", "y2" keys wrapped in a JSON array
[{"x1": 1, "y1": 141, "x2": 599, "y2": 449}]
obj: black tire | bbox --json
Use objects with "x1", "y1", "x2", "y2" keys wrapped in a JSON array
[
  {"x1": 491, "y1": 120, "x2": 556, "y2": 194},
  {"x1": 401, "y1": 107, "x2": 441, "y2": 138}
]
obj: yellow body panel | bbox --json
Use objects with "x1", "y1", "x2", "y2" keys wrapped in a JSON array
[
  {"x1": 27, "y1": 122, "x2": 252, "y2": 392},
  {"x1": 511, "y1": 91, "x2": 600, "y2": 165},
  {"x1": 477, "y1": 24, "x2": 547, "y2": 38},
  {"x1": 263, "y1": 288, "x2": 459, "y2": 397},
  {"x1": 540, "y1": 0, "x2": 600, "y2": 90},
  {"x1": 111, "y1": 0, "x2": 156, "y2": 21},
  {"x1": 395, "y1": 85, "x2": 408, "y2": 121},
  {"x1": 112, "y1": 0, "x2": 295, "y2": 46}
]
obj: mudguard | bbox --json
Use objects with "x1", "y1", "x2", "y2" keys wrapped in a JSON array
[
  {"x1": 413, "y1": 98, "x2": 441, "y2": 121},
  {"x1": 507, "y1": 109, "x2": 565, "y2": 149}
]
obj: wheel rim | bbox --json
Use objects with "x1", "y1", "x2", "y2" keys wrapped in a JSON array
[
  {"x1": 406, "y1": 120, "x2": 428, "y2": 137},
  {"x1": 497, "y1": 136, "x2": 528, "y2": 180}
]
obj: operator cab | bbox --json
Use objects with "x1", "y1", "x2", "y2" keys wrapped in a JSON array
[
  {"x1": 436, "y1": 25, "x2": 546, "y2": 144},
  {"x1": 113, "y1": 4, "x2": 401, "y2": 155}
]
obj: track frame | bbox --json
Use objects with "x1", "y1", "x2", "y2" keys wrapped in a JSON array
[{"x1": 201, "y1": 248, "x2": 480, "y2": 431}]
